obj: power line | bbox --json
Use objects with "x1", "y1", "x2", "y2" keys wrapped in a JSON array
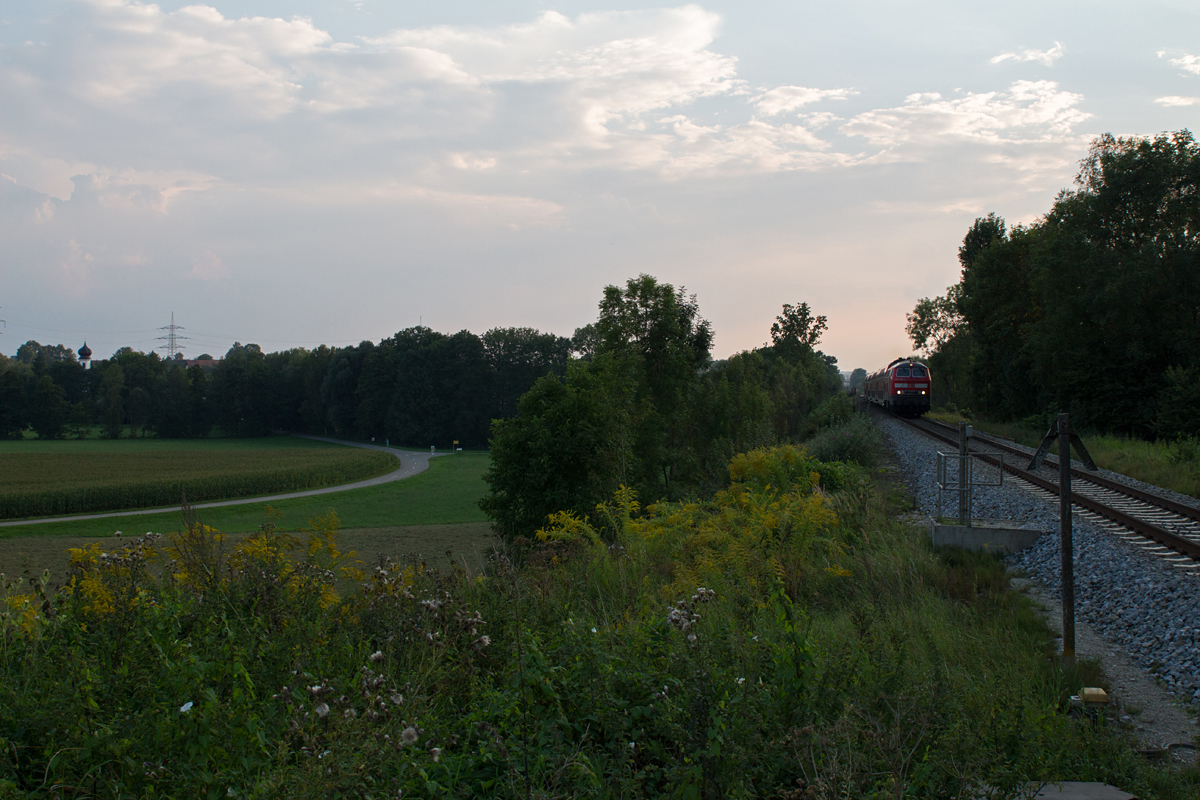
[{"x1": 156, "y1": 312, "x2": 190, "y2": 359}]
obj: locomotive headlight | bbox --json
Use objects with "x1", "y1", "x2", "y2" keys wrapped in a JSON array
[{"x1": 920, "y1": 390, "x2": 925, "y2": 394}]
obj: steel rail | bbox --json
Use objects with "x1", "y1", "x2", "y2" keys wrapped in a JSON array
[
  {"x1": 884, "y1": 411, "x2": 1200, "y2": 562},
  {"x1": 919, "y1": 417, "x2": 1200, "y2": 526}
]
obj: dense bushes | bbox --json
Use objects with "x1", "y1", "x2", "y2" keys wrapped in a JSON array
[
  {"x1": 4, "y1": 447, "x2": 1192, "y2": 797},
  {"x1": 805, "y1": 415, "x2": 884, "y2": 469},
  {"x1": 482, "y1": 277, "x2": 844, "y2": 536}
]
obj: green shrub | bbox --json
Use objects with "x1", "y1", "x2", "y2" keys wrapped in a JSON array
[
  {"x1": 807, "y1": 392, "x2": 853, "y2": 434},
  {"x1": 805, "y1": 415, "x2": 884, "y2": 468}
]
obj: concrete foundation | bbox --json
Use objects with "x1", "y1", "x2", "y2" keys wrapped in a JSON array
[{"x1": 929, "y1": 518, "x2": 1043, "y2": 555}]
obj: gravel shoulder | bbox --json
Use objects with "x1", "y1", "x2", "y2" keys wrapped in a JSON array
[{"x1": 871, "y1": 409, "x2": 1200, "y2": 756}]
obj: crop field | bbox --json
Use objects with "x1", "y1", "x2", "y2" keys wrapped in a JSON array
[
  {"x1": 0, "y1": 437, "x2": 397, "y2": 519},
  {"x1": 0, "y1": 452, "x2": 493, "y2": 588}
]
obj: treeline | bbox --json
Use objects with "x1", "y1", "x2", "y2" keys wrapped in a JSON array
[
  {"x1": 482, "y1": 274, "x2": 844, "y2": 537},
  {"x1": 0, "y1": 327, "x2": 571, "y2": 447},
  {"x1": 907, "y1": 129, "x2": 1200, "y2": 438}
]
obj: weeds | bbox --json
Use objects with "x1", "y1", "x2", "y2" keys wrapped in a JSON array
[{"x1": 0, "y1": 445, "x2": 1196, "y2": 797}]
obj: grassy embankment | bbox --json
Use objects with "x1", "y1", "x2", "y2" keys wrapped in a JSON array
[
  {"x1": 2, "y1": 429, "x2": 1195, "y2": 797},
  {"x1": 927, "y1": 410, "x2": 1200, "y2": 500}
]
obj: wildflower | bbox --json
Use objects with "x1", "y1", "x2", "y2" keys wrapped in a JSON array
[
  {"x1": 401, "y1": 726, "x2": 419, "y2": 745},
  {"x1": 591, "y1": 627, "x2": 597, "y2": 634},
  {"x1": 180, "y1": 701, "x2": 194, "y2": 714},
  {"x1": 628, "y1": 742, "x2": 636, "y2": 749},
  {"x1": 391, "y1": 693, "x2": 404, "y2": 705},
  {"x1": 430, "y1": 747, "x2": 442, "y2": 762},
  {"x1": 736, "y1": 677, "x2": 745, "y2": 686},
  {"x1": 369, "y1": 650, "x2": 384, "y2": 663},
  {"x1": 315, "y1": 703, "x2": 330, "y2": 718}
]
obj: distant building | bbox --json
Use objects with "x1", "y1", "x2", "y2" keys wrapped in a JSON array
[
  {"x1": 180, "y1": 358, "x2": 221, "y2": 371},
  {"x1": 78, "y1": 341, "x2": 92, "y2": 369}
]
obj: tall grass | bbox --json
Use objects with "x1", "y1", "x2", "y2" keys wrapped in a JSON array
[
  {"x1": 1, "y1": 447, "x2": 1194, "y2": 797},
  {"x1": 0, "y1": 446, "x2": 396, "y2": 518}
]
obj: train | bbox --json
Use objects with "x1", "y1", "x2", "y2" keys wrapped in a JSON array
[{"x1": 864, "y1": 358, "x2": 931, "y2": 417}]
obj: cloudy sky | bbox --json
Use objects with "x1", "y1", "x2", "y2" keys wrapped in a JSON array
[{"x1": 2, "y1": 0, "x2": 1197, "y2": 370}]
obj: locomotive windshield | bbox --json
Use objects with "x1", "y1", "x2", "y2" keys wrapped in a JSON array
[
  {"x1": 895, "y1": 367, "x2": 911, "y2": 377},
  {"x1": 910, "y1": 366, "x2": 928, "y2": 377}
]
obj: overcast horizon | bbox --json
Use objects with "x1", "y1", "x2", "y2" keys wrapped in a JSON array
[{"x1": 2, "y1": 0, "x2": 1198, "y2": 371}]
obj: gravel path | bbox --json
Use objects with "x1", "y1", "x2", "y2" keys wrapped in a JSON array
[
  {"x1": 0, "y1": 436, "x2": 438, "y2": 528},
  {"x1": 874, "y1": 412, "x2": 1199, "y2": 750}
]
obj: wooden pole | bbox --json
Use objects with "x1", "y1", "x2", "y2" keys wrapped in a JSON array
[{"x1": 1058, "y1": 412, "x2": 1075, "y2": 670}]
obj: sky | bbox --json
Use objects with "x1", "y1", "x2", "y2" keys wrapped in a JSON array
[{"x1": 1, "y1": 0, "x2": 1197, "y2": 371}]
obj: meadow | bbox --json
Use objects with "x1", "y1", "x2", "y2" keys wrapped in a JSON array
[
  {"x1": 2, "y1": 439, "x2": 1195, "y2": 798},
  {"x1": 0, "y1": 450, "x2": 492, "y2": 588},
  {"x1": 0, "y1": 437, "x2": 398, "y2": 519}
]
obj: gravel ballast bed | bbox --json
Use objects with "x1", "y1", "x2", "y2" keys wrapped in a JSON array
[{"x1": 875, "y1": 413, "x2": 1200, "y2": 705}]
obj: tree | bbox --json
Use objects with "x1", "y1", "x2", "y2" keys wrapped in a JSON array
[
  {"x1": 849, "y1": 368, "x2": 868, "y2": 390},
  {"x1": 101, "y1": 365, "x2": 125, "y2": 438},
  {"x1": 480, "y1": 359, "x2": 633, "y2": 539},
  {"x1": 187, "y1": 365, "x2": 212, "y2": 438},
  {"x1": 67, "y1": 402, "x2": 93, "y2": 439},
  {"x1": 0, "y1": 369, "x2": 27, "y2": 438},
  {"x1": 770, "y1": 302, "x2": 827, "y2": 352},
  {"x1": 29, "y1": 375, "x2": 69, "y2": 439},
  {"x1": 905, "y1": 286, "x2": 964, "y2": 356},
  {"x1": 151, "y1": 366, "x2": 192, "y2": 438},
  {"x1": 15, "y1": 340, "x2": 77, "y2": 365},
  {"x1": 594, "y1": 274, "x2": 714, "y2": 497}
]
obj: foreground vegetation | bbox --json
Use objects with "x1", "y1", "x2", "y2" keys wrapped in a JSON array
[
  {"x1": 3, "y1": 444, "x2": 1194, "y2": 798},
  {"x1": 927, "y1": 410, "x2": 1200, "y2": 500},
  {"x1": 0, "y1": 438, "x2": 396, "y2": 519}
]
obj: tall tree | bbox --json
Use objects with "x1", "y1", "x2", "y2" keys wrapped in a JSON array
[{"x1": 29, "y1": 375, "x2": 69, "y2": 439}]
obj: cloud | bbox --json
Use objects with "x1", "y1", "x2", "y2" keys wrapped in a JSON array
[
  {"x1": 189, "y1": 250, "x2": 231, "y2": 281},
  {"x1": 1155, "y1": 96, "x2": 1200, "y2": 107},
  {"x1": 840, "y1": 80, "x2": 1089, "y2": 149},
  {"x1": 1164, "y1": 53, "x2": 1200, "y2": 76},
  {"x1": 752, "y1": 86, "x2": 855, "y2": 116},
  {"x1": 991, "y1": 42, "x2": 1063, "y2": 67}
]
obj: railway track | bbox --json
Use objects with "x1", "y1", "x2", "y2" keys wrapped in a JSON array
[{"x1": 878, "y1": 408, "x2": 1200, "y2": 567}]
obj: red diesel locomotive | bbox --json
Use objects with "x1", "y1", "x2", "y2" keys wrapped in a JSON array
[{"x1": 864, "y1": 358, "x2": 931, "y2": 417}]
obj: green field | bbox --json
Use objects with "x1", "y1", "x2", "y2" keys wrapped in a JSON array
[
  {"x1": 0, "y1": 450, "x2": 490, "y2": 539},
  {"x1": 0, "y1": 450, "x2": 493, "y2": 591},
  {"x1": 0, "y1": 437, "x2": 398, "y2": 519}
]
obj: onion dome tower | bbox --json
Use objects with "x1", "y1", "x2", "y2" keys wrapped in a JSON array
[{"x1": 78, "y1": 341, "x2": 92, "y2": 369}]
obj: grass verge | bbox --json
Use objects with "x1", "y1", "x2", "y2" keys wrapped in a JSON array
[{"x1": 926, "y1": 410, "x2": 1200, "y2": 500}]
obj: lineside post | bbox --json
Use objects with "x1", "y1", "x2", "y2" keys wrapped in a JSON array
[
  {"x1": 958, "y1": 422, "x2": 970, "y2": 525},
  {"x1": 1059, "y1": 412, "x2": 1075, "y2": 670}
]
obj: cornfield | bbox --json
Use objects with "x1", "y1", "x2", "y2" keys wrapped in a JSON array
[{"x1": 0, "y1": 445, "x2": 396, "y2": 519}]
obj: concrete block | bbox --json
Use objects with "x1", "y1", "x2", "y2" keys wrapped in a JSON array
[{"x1": 928, "y1": 518, "x2": 1043, "y2": 555}]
